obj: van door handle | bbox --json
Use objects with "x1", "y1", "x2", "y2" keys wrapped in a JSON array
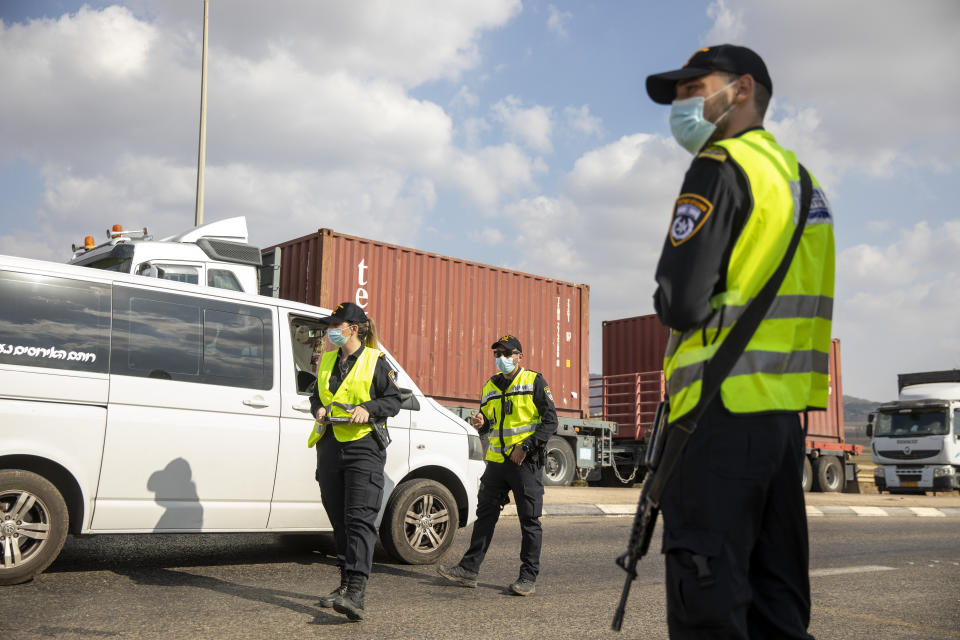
[
  {"x1": 243, "y1": 397, "x2": 270, "y2": 408},
  {"x1": 292, "y1": 400, "x2": 313, "y2": 413}
]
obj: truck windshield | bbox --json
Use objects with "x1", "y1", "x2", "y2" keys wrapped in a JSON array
[
  {"x1": 875, "y1": 409, "x2": 948, "y2": 437},
  {"x1": 84, "y1": 256, "x2": 132, "y2": 272}
]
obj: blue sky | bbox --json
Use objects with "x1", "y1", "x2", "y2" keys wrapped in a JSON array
[{"x1": 2, "y1": 0, "x2": 959, "y2": 401}]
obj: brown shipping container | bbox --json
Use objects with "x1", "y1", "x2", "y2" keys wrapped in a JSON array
[
  {"x1": 264, "y1": 229, "x2": 590, "y2": 418},
  {"x1": 602, "y1": 314, "x2": 670, "y2": 376},
  {"x1": 601, "y1": 310, "x2": 845, "y2": 443}
]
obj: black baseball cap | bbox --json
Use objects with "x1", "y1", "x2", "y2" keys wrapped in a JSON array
[
  {"x1": 646, "y1": 44, "x2": 772, "y2": 105},
  {"x1": 491, "y1": 334, "x2": 522, "y2": 353},
  {"x1": 320, "y1": 301, "x2": 368, "y2": 325}
]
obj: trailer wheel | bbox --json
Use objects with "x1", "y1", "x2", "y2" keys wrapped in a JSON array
[
  {"x1": 0, "y1": 469, "x2": 69, "y2": 585},
  {"x1": 801, "y1": 457, "x2": 813, "y2": 493},
  {"x1": 813, "y1": 456, "x2": 843, "y2": 493},
  {"x1": 380, "y1": 479, "x2": 458, "y2": 565},
  {"x1": 542, "y1": 436, "x2": 576, "y2": 486}
]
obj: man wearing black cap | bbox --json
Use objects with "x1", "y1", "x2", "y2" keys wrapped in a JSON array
[
  {"x1": 643, "y1": 45, "x2": 834, "y2": 638},
  {"x1": 309, "y1": 302, "x2": 401, "y2": 621},
  {"x1": 437, "y1": 334, "x2": 558, "y2": 596}
]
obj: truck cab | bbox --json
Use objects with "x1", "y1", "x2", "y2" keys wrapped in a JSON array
[
  {"x1": 868, "y1": 371, "x2": 960, "y2": 493},
  {"x1": 68, "y1": 217, "x2": 261, "y2": 294}
]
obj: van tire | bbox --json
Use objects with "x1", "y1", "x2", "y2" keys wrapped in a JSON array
[
  {"x1": 801, "y1": 457, "x2": 813, "y2": 493},
  {"x1": 380, "y1": 479, "x2": 458, "y2": 565},
  {"x1": 542, "y1": 436, "x2": 576, "y2": 487},
  {"x1": 0, "y1": 470, "x2": 69, "y2": 585},
  {"x1": 813, "y1": 456, "x2": 843, "y2": 493}
]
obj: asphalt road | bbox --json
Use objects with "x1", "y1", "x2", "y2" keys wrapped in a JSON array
[{"x1": 3, "y1": 516, "x2": 959, "y2": 640}]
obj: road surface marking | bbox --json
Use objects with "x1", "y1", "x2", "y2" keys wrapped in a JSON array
[
  {"x1": 597, "y1": 504, "x2": 636, "y2": 515},
  {"x1": 849, "y1": 506, "x2": 888, "y2": 516},
  {"x1": 805, "y1": 506, "x2": 824, "y2": 517},
  {"x1": 909, "y1": 507, "x2": 946, "y2": 517},
  {"x1": 810, "y1": 565, "x2": 894, "y2": 577}
]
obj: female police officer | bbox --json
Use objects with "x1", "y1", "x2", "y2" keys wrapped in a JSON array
[{"x1": 308, "y1": 302, "x2": 401, "y2": 621}]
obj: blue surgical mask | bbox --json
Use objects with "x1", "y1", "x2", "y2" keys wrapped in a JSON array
[
  {"x1": 327, "y1": 328, "x2": 348, "y2": 347},
  {"x1": 496, "y1": 355, "x2": 516, "y2": 374},
  {"x1": 669, "y1": 79, "x2": 737, "y2": 154}
]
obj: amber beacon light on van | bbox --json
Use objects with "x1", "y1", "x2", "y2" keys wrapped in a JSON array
[{"x1": 71, "y1": 224, "x2": 152, "y2": 255}]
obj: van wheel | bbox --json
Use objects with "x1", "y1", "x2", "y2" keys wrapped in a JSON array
[
  {"x1": 813, "y1": 456, "x2": 843, "y2": 493},
  {"x1": 801, "y1": 457, "x2": 813, "y2": 493},
  {"x1": 542, "y1": 436, "x2": 576, "y2": 486},
  {"x1": 0, "y1": 470, "x2": 69, "y2": 585},
  {"x1": 380, "y1": 479, "x2": 458, "y2": 565}
]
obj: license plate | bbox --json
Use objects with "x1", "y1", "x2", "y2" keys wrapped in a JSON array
[{"x1": 901, "y1": 480, "x2": 918, "y2": 487}]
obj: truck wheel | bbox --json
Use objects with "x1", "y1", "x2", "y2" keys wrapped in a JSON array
[
  {"x1": 380, "y1": 478, "x2": 458, "y2": 565},
  {"x1": 801, "y1": 457, "x2": 813, "y2": 493},
  {"x1": 542, "y1": 436, "x2": 576, "y2": 486},
  {"x1": 0, "y1": 470, "x2": 69, "y2": 585},
  {"x1": 813, "y1": 456, "x2": 843, "y2": 493}
]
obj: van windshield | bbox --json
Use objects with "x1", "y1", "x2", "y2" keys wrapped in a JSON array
[{"x1": 875, "y1": 409, "x2": 948, "y2": 437}]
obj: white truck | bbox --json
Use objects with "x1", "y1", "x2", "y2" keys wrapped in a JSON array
[
  {"x1": 867, "y1": 370, "x2": 960, "y2": 493},
  {"x1": 68, "y1": 217, "x2": 262, "y2": 294},
  {"x1": 0, "y1": 252, "x2": 484, "y2": 585}
]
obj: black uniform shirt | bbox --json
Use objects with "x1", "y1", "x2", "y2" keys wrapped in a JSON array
[
  {"x1": 653, "y1": 127, "x2": 760, "y2": 332},
  {"x1": 479, "y1": 368, "x2": 559, "y2": 451},
  {"x1": 309, "y1": 344, "x2": 402, "y2": 420}
]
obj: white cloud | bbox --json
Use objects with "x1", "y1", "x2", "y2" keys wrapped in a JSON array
[
  {"x1": 473, "y1": 227, "x2": 505, "y2": 244},
  {"x1": 547, "y1": 5, "x2": 572, "y2": 38},
  {"x1": 0, "y1": 3, "x2": 541, "y2": 259},
  {"x1": 836, "y1": 221, "x2": 960, "y2": 399},
  {"x1": 491, "y1": 96, "x2": 554, "y2": 153},
  {"x1": 701, "y1": 0, "x2": 960, "y2": 177},
  {"x1": 563, "y1": 105, "x2": 603, "y2": 138}
]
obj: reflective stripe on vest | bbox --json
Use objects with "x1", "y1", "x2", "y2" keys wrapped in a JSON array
[
  {"x1": 315, "y1": 347, "x2": 382, "y2": 443},
  {"x1": 480, "y1": 368, "x2": 541, "y2": 463},
  {"x1": 663, "y1": 129, "x2": 835, "y2": 423}
]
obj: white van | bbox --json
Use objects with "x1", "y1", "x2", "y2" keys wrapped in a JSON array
[{"x1": 0, "y1": 254, "x2": 484, "y2": 585}]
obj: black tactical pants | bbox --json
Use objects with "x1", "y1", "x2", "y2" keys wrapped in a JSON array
[
  {"x1": 316, "y1": 429, "x2": 386, "y2": 577},
  {"x1": 459, "y1": 455, "x2": 544, "y2": 582},
  {"x1": 660, "y1": 398, "x2": 814, "y2": 640}
]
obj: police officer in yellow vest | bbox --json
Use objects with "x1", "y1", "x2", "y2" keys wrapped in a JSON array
[
  {"x1": 437, "y1": 335, "x2": 558, "y2": 596},
  {"x1": 309, "y1": 302, "x2": 401, "y2": 621},
  {"x1": 645, "y1": 45, "x2": 833, "y2": 638}
]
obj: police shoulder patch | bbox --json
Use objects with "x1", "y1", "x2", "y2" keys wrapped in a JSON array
[
  {"x1": 544, "y1": 386, "x2": 553, "y2": 402},
  {"x1": 669, "y1": 193, "x2": 714, "y2": 246},
  {"x1": 697, "y1": 146, "x2": 728, "y2": 162}
]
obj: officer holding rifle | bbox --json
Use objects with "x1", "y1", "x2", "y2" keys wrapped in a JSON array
[{"x1": 614, "y1": 44, "x2": 834, "y2": 638}]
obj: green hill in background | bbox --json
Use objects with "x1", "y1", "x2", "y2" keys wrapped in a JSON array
[{"x1": 844, "y1": 395, "x2": 882, "y2": 424}]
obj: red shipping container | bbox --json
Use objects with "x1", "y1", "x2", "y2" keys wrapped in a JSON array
[
  {"x1": 263, "y1": 229, "x2": 590, "y2": 418},
  {"x1": 601, "y1": 310, "x2": 845, "y2": 443},
  {"x1": 602, "y1": 314, "x2": 670, "y2": 377}
]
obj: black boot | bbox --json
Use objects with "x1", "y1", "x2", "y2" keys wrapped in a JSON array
[
  {"x1": 316, "y1": 566, "x2": 347, "y2": 608},
  {"x1": 333, "y1": 571, "x2": 367, "y2": 621}
]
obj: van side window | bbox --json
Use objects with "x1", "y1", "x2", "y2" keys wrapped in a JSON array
[
  {"x1": 208, "y1": 269, "x2": 243, "y2": 292},
  {"x1": 954, "y1": 409, "x2": 960, "y2": 437},
  {"x1": 155, "y1": 264, "x2": 200, "y2": 285},
  {"x1": 0, "y1": 270, "x2": 110, "y2": 374},
  {"x1": 111, "y1": 287, "x2": 273, "y2": 389},
  {"x1": 289, "y1": 316, "x2": 324, "y2": 394}
]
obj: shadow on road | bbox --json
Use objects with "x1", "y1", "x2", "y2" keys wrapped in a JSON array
[{"x1": 114, "y1": 567, "x2": 352, "y2": 626}]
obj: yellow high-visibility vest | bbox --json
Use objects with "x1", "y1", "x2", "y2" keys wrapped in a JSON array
[
  {"x1": 307, "y1": 347, "x2": 382, "y2": 447},
  {"x1": 664, "y1": 129, "x2": 835, "y2": 423},
  {"x1": 480, "y1": 368, "x2": 541, "y2": 463}
]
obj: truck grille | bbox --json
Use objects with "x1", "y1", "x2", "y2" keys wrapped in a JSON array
[{"x1": 877, "y1": 449, "x2": 940, "y2": 460}]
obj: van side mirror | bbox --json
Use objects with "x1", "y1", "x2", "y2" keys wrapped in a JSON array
[
  {"x1": 399, "y1": 388, "x2": 420, "y2": 411},
  {"x1": 297, "y1": 370, "x2": 317, "y2": 395},
  {"x1": 865, "y1": 423, "x2": 873, "y2": 437}
]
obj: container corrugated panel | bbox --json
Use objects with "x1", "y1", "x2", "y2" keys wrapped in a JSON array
[
  {"x1": 805, "y1": 339, "x2": 844, "y2": 443},
  {"x1": 601, "y1": 336, "x2": 845, "y2": 445},
  {"x1": 602, "y1": 314, "x2": 670, "y2": 377},
  {"x1": 264, "y1": 229, "x2": 590, "y2": 418}
]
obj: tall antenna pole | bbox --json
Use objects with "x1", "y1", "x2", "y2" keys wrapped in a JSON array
[{"x1": 194, "y1": 0, "x2": 209, "y2": 227}]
